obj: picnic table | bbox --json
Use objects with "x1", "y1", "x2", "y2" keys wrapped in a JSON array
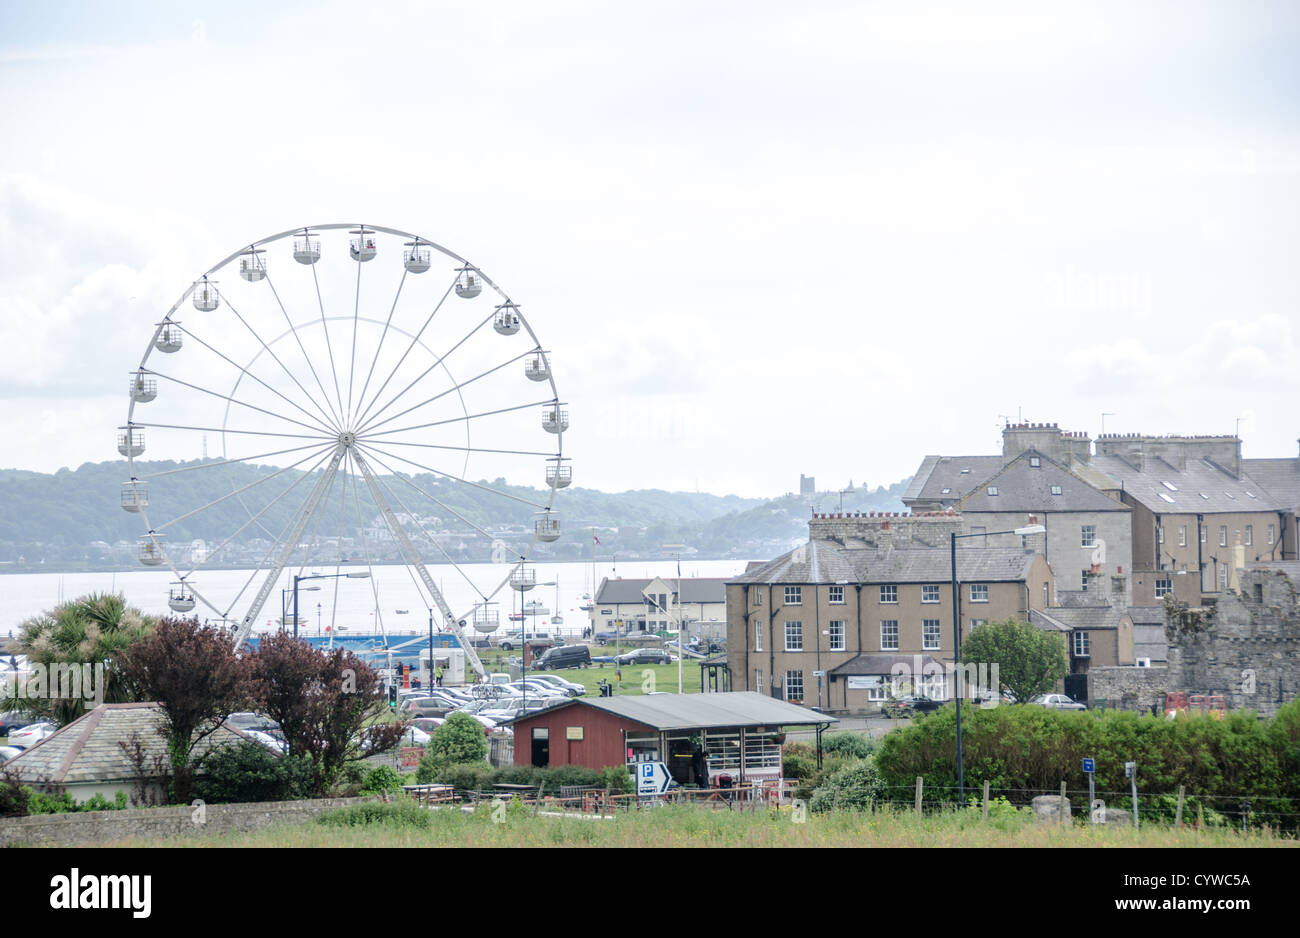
[{"x1": 402, "y1": 784, "x2": 456, "y2": 806}]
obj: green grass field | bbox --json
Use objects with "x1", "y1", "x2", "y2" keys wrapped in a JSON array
[{"x1": 98, "y1": 802, "x2": 1298, "y2": 849}]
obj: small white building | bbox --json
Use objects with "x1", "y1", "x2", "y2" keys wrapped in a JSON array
[{"x1": 588, "y1": 576, "x2": 728, "y2": 640}]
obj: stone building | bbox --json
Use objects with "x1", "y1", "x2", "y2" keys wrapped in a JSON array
[{"x1": 725, "y1": 522, "x2": 1052, "y2": 714}]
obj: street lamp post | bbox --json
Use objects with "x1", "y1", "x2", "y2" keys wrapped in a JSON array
[
  {"x1": 293, "y1": 570, "x2": 371, "y2": 640},
  {"x1": 950, "y1": 523, "x2": 1044, "y2": 802}
]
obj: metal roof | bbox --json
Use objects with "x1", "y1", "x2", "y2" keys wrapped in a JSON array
[
  {"x1": 504, "y1": 691, "x2": 837, "y2": 730},
  {"x1": 827, "y1": 653, "x2": 944, "y2": 676}
]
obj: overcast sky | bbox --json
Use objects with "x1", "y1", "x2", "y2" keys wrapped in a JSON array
[{"x1": 2, "y1": 1, "x2": 1298, "y2": 500}]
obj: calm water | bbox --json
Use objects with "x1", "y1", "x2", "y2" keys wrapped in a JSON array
[{"x1": 0, "y1": 559, "x2": 750, "y2": 639}]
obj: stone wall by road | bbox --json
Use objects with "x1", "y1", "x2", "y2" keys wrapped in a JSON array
[
  {"x1": 1088, "y1": 665, "x2": 1171, "y2": 713},
  {"x1": 0, "y1": 796, "x2": 374, "y2": 847}
]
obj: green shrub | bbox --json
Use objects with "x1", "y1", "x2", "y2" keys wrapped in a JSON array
[
  {"x1": 316, "y1": 799, "x2": 431, "y2": 830},
  {"x1": 26, "y1": 789, "x2": 77, "y2": 814},
  {"x1": 823, "y1": 732, "x2": 877, "y2": 760},
  {"x1": 536, "y1": 765, "x2": 602, "y2": 794},
  {"x1": 599, "y1": 765, "x2": 633, "y2": 794},
  {"x1": 416, "y1": 712, "x2": 488, "y2": 781},
  {"x1": 782, "y1": 742, "x2": 818, "y2": 781},
  {"x1": 809, "y1": 758, "x2": 884, "y2": 813},
  {"x1": 494, "y1": 765, "x2": 540, "y2": 787},
  {"x1": 191, "y1": 742, "x2": 315, "y2": 804},
  {"x1": 359, "y1": 765, "x2": 406, "y2": 795},
  {"x1": 434, "y1": 763, "x2": 498, "y2": 793}
]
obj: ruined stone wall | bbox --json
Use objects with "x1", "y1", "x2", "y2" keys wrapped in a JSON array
[{"x1": 808, "y1": 511, "x2": 963, "y2": 548}]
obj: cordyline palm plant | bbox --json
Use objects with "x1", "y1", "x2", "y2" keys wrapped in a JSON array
[{"x1": 8, "y1": 592, "x2": 158, "y2": 725}]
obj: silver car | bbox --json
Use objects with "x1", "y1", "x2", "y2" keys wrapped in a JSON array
[{"x1": 1029, "y1": 693, "x2": 1086, "y2": 711}]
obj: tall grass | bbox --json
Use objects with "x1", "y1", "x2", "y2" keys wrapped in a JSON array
[{"x1": 98, "y1": 802, "x2": 1297, "y2": 849}]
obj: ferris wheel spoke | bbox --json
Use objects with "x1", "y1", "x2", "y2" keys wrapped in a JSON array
[
  {"x1": 354, "y1": 306, "x2": 496, "y2": 437},
  {"x1": 356, "y1": 439, "x2": 548, "y2": 510},
  {"x1": 142, "y1": 366, "x2": 338, "y2": 438},
  {"x1": 357, "y1": 445, "x2": 507, "y2": 545},
  {"x1": 220, "y1": 295, "x2": 341, "y2": 432},
  {"x1": 150, "y1": 442, "x2": 338, "y2": 534},
  {"x1": 355, "y1": 347, "x2": 536, "y2": 437},
  {"x1": 352, "y1": 275, "x2": 457, "y2": 432},
  {"x1": 351, "y1": 267, "x2": 408, "y2": 432},
  {"x1": 346, "y1": 256, "x2": 363, "y2": 423},
  {"x1": 262, "y1": 271, "x2": 345, "y2": 430},
  {"x1": 360, "y1": 397, "x2": 554, "y2": 442},
  {"x1": 182, "y1": 445, "x2": 340, "y2": 575},
  {"x1": 174, "y1": 322, "x2": 339, "y2": 435},
  {"x1": 133, "y1": 421, "x2": 335, "y2": 442},
  {"x1": 309, "y1": 262, "x2": 349, "y2": 431},
  {"x1": 137, "y1": 441, "x2": 333, "y2": 481},
  {"x1": 359, "y1": 456, "x2": 489, "y2": 602}
]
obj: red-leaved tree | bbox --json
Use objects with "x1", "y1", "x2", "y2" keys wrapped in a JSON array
[
  {"x1": 116, "y1": 617, "x2": 258, "y2": 803},
  {"x1": 253, "y1": 633, "x2": 407, "y2": 795}
]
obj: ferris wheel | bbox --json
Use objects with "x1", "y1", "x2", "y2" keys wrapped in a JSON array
[{"x1": 118, "y1": 224, "x2": 569, "y2": 678}]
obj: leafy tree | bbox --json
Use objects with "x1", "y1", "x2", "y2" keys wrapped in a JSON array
[
  {"x1": 416, "y1": 711, "x2": 488, "y2": 781},
  {"x1": 116, "y1": 617, "x2": 257, "y2": 804},
  {"x1": 958, "y1": 617, "x2": 1068, "y2": 705},
  {"x1": 808, "y1": 759, "x2": 884, "y2": 813},
  {"x1": 253, "y1": 633, "x2": 406, "y2": 795},
  {"x1": 10, "y1": 592, "x2": 157, "y2": 724}
]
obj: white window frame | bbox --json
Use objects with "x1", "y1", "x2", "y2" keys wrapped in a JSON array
[
  {"x1": 1157, "y1": 525, "x2": 1163, "y2": 544},
  {"x1": 922, "y1": 619, "x2": 941, "y2": 650},
  {"x1": 987, "y1": 486, "x2": 999, "y2": 496},
  {"x1": 829, "y1": 620, "x2": 845, "y2": 651},
  {"x1": 1081, "y1": 525, "x2": 1097, "y2": 548},
  {"x1": 1219, "y1": 564, "x2": 1228, "y2": 590},
  {"x1": 1072, "y1": 631, "x2": 1090, "y2": 657},
  {"x1": 1245, "y1": 524, "x2": 1253, "y2": 546},
  {"x1": 1179, "y1": 525, "x2": 1187, "y2": 547},
  {"x1": 784, "y1": 670, "x2": 804, "y2": 702},
  {"x1": 1155, "y1": 577, "x2": 1172, "y2": 598},
  {"x1": 922, "y1": 584, "x2": 941, "y2": 604},
  {"x1": 1220, "y1": 525, "x2": 1228, "y2": 547},
  {"x1": 784, "y1": 620, "x2": 803, "y2": 652},
  {"x1": 1268, "y1": 524, "x2": 1275, "y2": 545},
  {"x1": 753, "y1": 618, "x2": 763, "y2": 652},
  {"x1": 867, "y1": 683, "x2": 887, "y2": 702},
  {"x1": 828, "y1": 585, "x2": 845, "y2": 605},
  {"x1": 752, "y1": 587, "x2": 763, "y2": 606},
  {"x1": 1201, "y1": 526, "x2": 1207, "y2": 544},
  {"x1": 879, "y1": 584, "x2": 897, "y2": 604},
  {"x1": 880, "y1": 620, "x2": 899, "y2": 651},
  {"x1": 1050, "y1": 485, "x2": 1062, "y2": 496},
  {"x1": 969, "y1": 583, "x2": 989, "y2": 603},
  {"x1": 784, "y1": 586, "x2": 802, "y2": 606}
]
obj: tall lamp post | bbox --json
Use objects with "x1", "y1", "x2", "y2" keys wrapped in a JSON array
[
  {"x1": 950, "y1": 523, "x2": 1044, "y2": 802},
  {"x1": 293, "y1": 570, "x2": 371, "y2": 640},
  {"x1": 283, "y1": 586, "x2": 319, "y2": 633}
]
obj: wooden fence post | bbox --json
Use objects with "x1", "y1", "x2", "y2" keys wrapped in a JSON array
[
  {"x1": 982, "y1": 780, "x2": 990, "y2": 821},
  {"x1": 914, "y1": 776, "x2": 923, "y2": 813},
  {"x1": 1059, "y1": 781, "x2": 1067, "y2": 827},
  {"x1": 1175, "y1": 786, "x2": 1185, "y2": 828}
]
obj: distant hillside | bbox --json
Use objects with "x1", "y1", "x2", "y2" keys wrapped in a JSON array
[{"x1": 0, "y1": 461, "x2": 909, "y2": 569}]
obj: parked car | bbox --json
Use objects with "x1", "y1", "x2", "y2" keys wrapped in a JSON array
[
  {"x1": 614, "y1": 647, "x2": 672, "y2": 666},
  {"x1": 498, "y1": 631, "x2": 553, "y2": 651},
  {"x1": 0, "y1": 745, "x2": 22, "y2": 763},
  {"x1": 532, "y1": 644, "x2": 592, "y2": 671},
  {"x1": 881, "y1": 695, "x2": 944, "y2": 718},
  {"x1": 397, "y1": 726, "x2": 432, "y2": 748},
  {"x1": 0, "y1": 709, "x2": 39, "y2": 737},
  {"x1": 226, "y1": 712, "x2": 280, "y2": 733},
  {"x1": 411, "y1": 717, "x2": 446, "y2": 734},
  {"x1": 7, "y1": 721, "x2": 58, "y2": 749},
  {"x1": 243, "y1": 729, "x2": 288, "y2": 754},
  {"x1": 402, "y1": 697, "x2": 460, "y2": 718},
  {"x1": 1029, "y1": 693, "x2": 1086, "y2": 711},
  {"x1": 525, "y1": 674, "x2": 586, "y2": 696}
]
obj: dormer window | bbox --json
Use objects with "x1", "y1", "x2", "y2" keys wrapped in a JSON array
[
  {"x1": 1050, "y1": 485, "x2": 1062, "y2": 496},
  {"x1": 987, "y1": 486, "x2": 998, "y2": 496},
  {"x1": 1029, "y1": 457, "x2": 1040, "y2": 468}
]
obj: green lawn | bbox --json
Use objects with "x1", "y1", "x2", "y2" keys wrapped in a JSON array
[{"x1": 533, "y1": 657, "x2": 707, "y2": 697}]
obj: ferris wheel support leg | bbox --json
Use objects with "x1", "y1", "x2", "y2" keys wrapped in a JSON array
[
  {"x1": 233, "y1": 446, "x2": 346, "y2": 649},
  {"x1": 352, "y1": 452, "x2": 488, "y2": 681}
]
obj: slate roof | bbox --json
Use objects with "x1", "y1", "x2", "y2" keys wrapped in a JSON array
[
  {"x1": 1080, "y1": 454, "x2": 1284, "y2": 514},
  {"x1": 728, "y1": 540, "x2": 1039, "y2": 585},
  {"x1": 828, "y1": 654, "x2": 944, "y2": 676},
  {"x1": 4, "y1": 702, "x2": 256, "y2": 786},
  {"x1": 959, "y1": 451, "x2": 1128, "y2": 513},
  {"x1": 1031, "y1": 606, "x2": 1123, "y2": 632},
  {"x1": 502, "y1": 692, "x2": 837, "y2": 729},
  {"x1": 594, "y1": 577, "x2": 728, "y2": 605},
  {"x1": 902, "y1": 455, "x2": 1005, "y2": 506},
  {"x1": 1242, "y1": 458, "x2": 1300, "y2": 510}
]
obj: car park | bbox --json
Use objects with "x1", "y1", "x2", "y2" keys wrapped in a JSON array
[{"x1": 525, "y1": 674, "x2": 586, "y2": 696}]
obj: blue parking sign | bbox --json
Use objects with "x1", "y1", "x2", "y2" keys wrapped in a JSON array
[{"x1": 1082, "y1": 758, "x2": 1095, "y2": 774}]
